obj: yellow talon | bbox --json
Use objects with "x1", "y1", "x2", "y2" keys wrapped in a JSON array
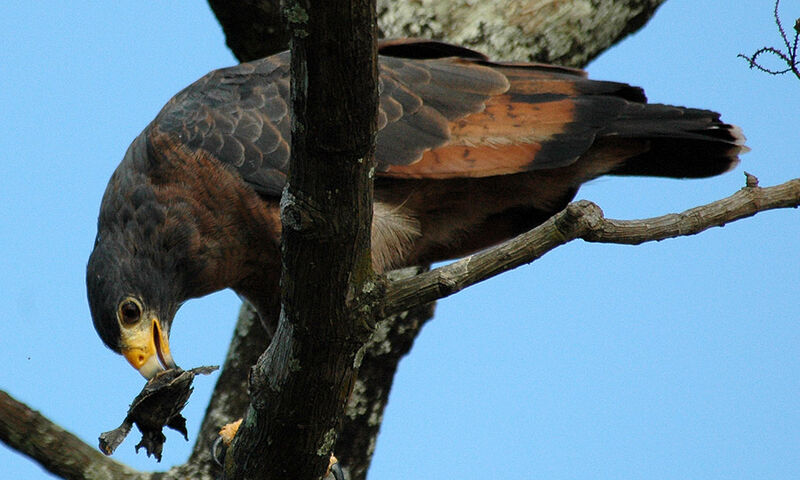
[
  {"x1": 327, "y1": 454, "x2": 345, "y2": 480},
  {"x1": 214, "y1": 419, "x2": 343, "y2": 479},
  {"x1": 325, "y1": 454, "x2": 338, "y2": 476},
  {"x1": 218, "y1": 418, "x2": 243, "y2": 446}
]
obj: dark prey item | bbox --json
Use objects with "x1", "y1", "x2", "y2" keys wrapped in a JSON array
[{"x1": 98, "y1": 365, "x2": 218, "y2": 461}]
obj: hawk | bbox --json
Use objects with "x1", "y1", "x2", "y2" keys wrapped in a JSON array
[{"x1": 87, "y1": 40, "x2": 746, "y2": 378}]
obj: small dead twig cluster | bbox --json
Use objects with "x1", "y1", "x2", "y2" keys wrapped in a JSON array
[{"x1": 738, "y1": 0, "x2": 800, "y2": 80}]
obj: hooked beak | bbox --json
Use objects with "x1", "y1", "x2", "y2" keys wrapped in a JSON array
[{"x1": 120, "y1": 318, "x2": 177, "y2": 379}]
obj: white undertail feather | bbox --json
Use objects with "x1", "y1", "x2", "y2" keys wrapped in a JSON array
[
  {"x1": 728, "y1": 124, "x2": 751, "y2": 155},
  {"x1": 371, "y1": 201, "x2": 421, "y2": 272}
]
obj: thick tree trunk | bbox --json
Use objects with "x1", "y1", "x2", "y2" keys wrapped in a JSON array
[
  {"x1": 223, "y1": 1, "x2": 380, "y2": 479},
  {"x1": 209, "y1": 0, "x2": 667, "y2": 67},
  {"x1": 376, "y1": 0, "x2": 667, "y2": 65}
]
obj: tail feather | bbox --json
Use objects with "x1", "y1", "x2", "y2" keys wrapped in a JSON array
[{"x1": 605, "y1": 104, "x2": 748, "y2": 178}]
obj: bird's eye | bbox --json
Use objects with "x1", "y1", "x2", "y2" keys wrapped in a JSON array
[{"x1": 118, "y1": 299, "x2": 142, "y2": 326}]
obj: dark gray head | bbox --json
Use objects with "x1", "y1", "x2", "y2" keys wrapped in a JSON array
[
  {"x1": 87, "y1": 227, "x2": 183, "y2": 379},
  {"x1": 86, "y1": 139, "x2": 200, "y2": 378}
]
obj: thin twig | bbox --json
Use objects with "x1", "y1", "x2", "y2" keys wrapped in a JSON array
[{"x1": 738, "y1": 0, "x2": 800, "y2": 79}]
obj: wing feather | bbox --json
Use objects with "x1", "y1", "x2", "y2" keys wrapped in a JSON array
[{"x1": 145, "y1": 39, "x2": 742, "y2": 192}]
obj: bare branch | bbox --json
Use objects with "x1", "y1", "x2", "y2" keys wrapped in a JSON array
[
  {"x1": 4, "y1": 175, "x2": 796, "y2": 480},
  {"x1": 206, "y1": 0, "x2": 286, "y2": 61},
  {"x1": 738, "y1": 0, "x2": 800, "y2": 79},
  {"x1": 384, "y1": 177, "x2": 800, "y2": 316},
  {"x1": 0, "y1": 304, "x2": 279, "y2": 480},
  {"x1": 202, "y1": 2, "x2": 672, "y2": 477},
  {"x1": 4, "y1": 3, "x2": 768, "y2": 479},
  {"x1": 0, "y1": 390, "x2": 144, "y2": 480}
]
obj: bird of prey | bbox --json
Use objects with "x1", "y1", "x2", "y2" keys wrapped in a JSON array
[{"x1": 87, "y1": 40, "x2": 747, "y2": 379}]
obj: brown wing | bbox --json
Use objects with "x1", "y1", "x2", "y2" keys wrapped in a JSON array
[
  {"x1": 151, "y1": 54, "x2": 292, "y2": 196},
  {"x1": 148, "y1": 39, "x2": 745, "y2": 195}
]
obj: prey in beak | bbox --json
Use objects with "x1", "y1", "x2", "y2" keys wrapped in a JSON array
[{"x1": 121, "y1": 317, "x2": 177, "y2": 379}]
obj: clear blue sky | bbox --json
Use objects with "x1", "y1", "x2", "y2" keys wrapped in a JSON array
[{"x1": 1, "y1": 1, "x2": 798, "y2": 479}]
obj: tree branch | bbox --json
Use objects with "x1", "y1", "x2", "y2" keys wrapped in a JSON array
[
  {"x1": 380, "y1": 0, "x2": 667, "y2": 65},
  {"x1": 208, "y1": 0, "x2": 666, "y2": 68},
  {"x1": 0, "y1": 390, "x2": 143, "y2": 480},
  {"x1": 177, "y1": 302, "x2": 271, "y2": 478},
  {"x1": 0, "y1": 293, "x2": 273, "y2": 480},
  {"x1": 335, "y1": 266, "x2": 435, "y2": 480},
  {"x1": 738, "y1": 0, "x2": 800, "y2": 80},
  {"x1": 206, "y1": 0, "x2": 286, "y2": 61},
  {"x1": 204, "y1": 2, "x2": 671, "y2": 478},
  {"x1": 384, "y1": 177, "x2": 800, "y2": 316},
  {"x1": 4, "y1": 175, "x2": 796, "y2": 479}
]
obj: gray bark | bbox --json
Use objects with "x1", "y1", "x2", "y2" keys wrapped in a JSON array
[
  {"x1": 377, "y1": 0, "x2": 667, "y2": 66},
  {"x1": 208, "y1": 0, "x2": 667, "y2": 67}
]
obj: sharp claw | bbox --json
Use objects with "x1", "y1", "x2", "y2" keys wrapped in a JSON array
[
  {"x1": 211, "y1": 435, "x2": 226, "y2": 467},
  {"x1": 330, "y1": 460, "x2": 345, "y2": 480},
  {"x1": 212, "y1": 418, "x2": 243, "y2": 468},
  {"x1": 213, "y1": 422, "x2": 344, "y2": 478}
]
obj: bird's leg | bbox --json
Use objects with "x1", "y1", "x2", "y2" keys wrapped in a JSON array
[{"x1": 213, "y1": 418, "x2": 344, "y2": 480}]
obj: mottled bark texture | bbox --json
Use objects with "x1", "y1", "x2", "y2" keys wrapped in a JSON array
[
  {"x1": 209, "y1": 0, "x2": 667, "y2": 67},
  {"x1": 181, "y1": 302, "x2": 271, "y2": 478},
  {"x1": 337, "y1": 267, "x2": 435, "y2": 480},
  {"x1": 377, "y1": 0, "x2": 667, "y2": 65},
  {"x1": 223, "y1": 1, "x2": 380, "y2": 479},
  {"x1": 205, "y1": 2, "x2": 668, "y2": 479}
]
